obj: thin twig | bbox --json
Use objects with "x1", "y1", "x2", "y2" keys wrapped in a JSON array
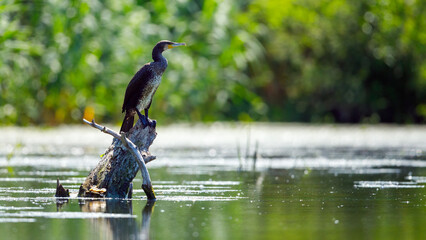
[{"x1": 83, "y1": 119, "x2": 121, "y2": 138}]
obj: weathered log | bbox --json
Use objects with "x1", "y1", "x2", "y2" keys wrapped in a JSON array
[{"x1": 77, "y1": 118, "x2": 157, "y2": 200}]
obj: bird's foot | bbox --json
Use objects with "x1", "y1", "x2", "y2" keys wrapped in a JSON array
[
  {"x1": 146, "y1": 118, "x2": 156, "y2": 128},
  {"x1": 135, "y1": 109, "x2": 149, "y2": 128},
  {"x1": 136, "y1": 109, "x2": 144, "y2": 120},
  {"x1": 140, "y1": 115, "x2": 149, "y2": 128}
]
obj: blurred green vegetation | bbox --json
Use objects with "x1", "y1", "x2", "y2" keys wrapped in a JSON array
[{"x1": 0, "y1": 0, "x2": 425, "y2": 125}]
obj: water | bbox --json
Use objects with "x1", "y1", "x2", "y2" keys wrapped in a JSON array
[{"x1": 0, "y1": 124, "x2": 425, "y2": 239}]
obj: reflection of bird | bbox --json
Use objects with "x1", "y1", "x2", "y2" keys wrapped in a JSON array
[{"x1": 120, "y1": 40, "x2": 186, "y2": 133}]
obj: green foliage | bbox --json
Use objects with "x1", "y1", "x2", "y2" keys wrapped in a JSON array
[
  {"x1": 0, "y1": 0, "x2": 425, "y2": 125},
  {"x1": 245, "y1": 0, "x2": 426, "y2": 122}
]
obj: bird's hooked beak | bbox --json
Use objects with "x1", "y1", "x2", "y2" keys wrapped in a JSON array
[{"x1": 168, "y1": 42, "x2": 186, "y2": 49}]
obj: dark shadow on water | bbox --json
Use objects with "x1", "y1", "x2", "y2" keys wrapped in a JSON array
[{"x1": 78, "y1": 199, "x2": 155, "y2": 240}]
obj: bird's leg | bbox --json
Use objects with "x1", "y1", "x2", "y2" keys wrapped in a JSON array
[
  {"x1": 136, "y1": 109, "x2": 148, "y2": 127},
  {"x1": 144, "y1": 109, "x2": 156, "y2": 128}
]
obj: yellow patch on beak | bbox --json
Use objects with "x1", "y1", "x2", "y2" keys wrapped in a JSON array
[{"x1": 168, "y1": 45, "x2": 174, "y2": 49}]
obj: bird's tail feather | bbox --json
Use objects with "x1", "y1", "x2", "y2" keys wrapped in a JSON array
[{"x1": 120, "y1": 114, "x2": 134, "y2": 133}]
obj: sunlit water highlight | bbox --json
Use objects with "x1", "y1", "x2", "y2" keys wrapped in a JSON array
[
  {"x1": 354, "y1": 180, "x2": 425, "y2": 189},
  {"x1": 0, "y1": 124, "x2": 425, "y2": 239}
]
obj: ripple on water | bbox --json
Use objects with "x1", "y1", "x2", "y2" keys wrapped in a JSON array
[
  {"x1": 0, "y1": 206, "x2": 44, "y2": 210},
  {"x1": 154, "y1": 158, "x2": 426, "y2": 173},
  {"x1": 16, "y1": 171, "x2": 80, "y2": 176},
  {"x1": 0, "y1": 187, "x2": 56, "y2": 194},
  {"x1": 0, "y1": 177, "x2": 86, "y2": 184},
  {"x1": 329, "y1": 168, "x2": 401, "y2": 175},
  {"x1": 0, "y1": 211, "x2": 136, "y2": 219},
  {"x1": 132, "y1": 179, "x2": 243, "y2": 201},
  {"x1": 0, "y1": 218, "x2": 36, "y2": 223},
  {"x1": 405, "y1": 176, "x2": 426, "y2": 183},
  {"x1": 182, "y1": 180, "x2": 240, "y2": 185},
  {"x1": 134, "y1": 189, "x2": 238, "y2": 194},
  {"x1": 354, "y1": 181, "x2": 425, "y2": 189},
  {"x1": 158, "y1": 195, "x2": 245, "y2": 202},
  {"x1": 0, "y1": 196, "x2": 56, "y2": 202}
]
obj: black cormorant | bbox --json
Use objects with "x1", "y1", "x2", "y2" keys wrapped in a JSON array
[{"x1": 120, "y1": 40, "x2": 186, "y2": 133}]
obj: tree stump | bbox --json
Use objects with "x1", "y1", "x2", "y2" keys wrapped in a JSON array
[{"x1": 74, "y1": 119, "x2": 157, "y2": 200}]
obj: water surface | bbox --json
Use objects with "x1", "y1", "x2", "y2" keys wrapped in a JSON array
[{"x1": 0, "y1": 124, "x2": 425, "y2": 239}]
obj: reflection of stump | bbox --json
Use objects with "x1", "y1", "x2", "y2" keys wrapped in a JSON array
[
  {"x1": 141, "y1": 201, "x2": 156, "y2": 239},
  {"x1": 76, "y1": 119, "x2": 157, "y2": 199},
  {"x1": 79, "y1": 200, "x2": 137, "y2": 239},
  {"x1": 78, "y1": 200, "x2": 155, "y2": 239}
]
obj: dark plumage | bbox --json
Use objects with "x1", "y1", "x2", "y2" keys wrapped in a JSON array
[{"x1": 120, "y1": 40, "x2": 186, "y2": 132}]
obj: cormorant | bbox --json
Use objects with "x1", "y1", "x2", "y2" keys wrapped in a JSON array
[{"x1": 120, "y1": 40, "x2": 186, "y2": 133}]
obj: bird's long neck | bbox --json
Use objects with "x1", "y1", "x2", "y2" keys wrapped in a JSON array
[
  {"x1": 152, "y1": 48, "x2": 165, "y2": 62},
  {"x1": 152, "y1": 48, "x2": 168, "y2": 73}
]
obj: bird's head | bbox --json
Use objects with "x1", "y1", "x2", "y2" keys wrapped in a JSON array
[{"x1": 155, "y1": 40, "x2": 186, "y2": 52}]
